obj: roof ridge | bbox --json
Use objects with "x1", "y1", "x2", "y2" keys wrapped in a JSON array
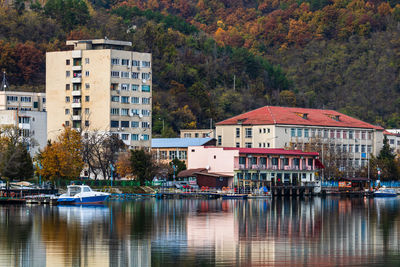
[{"x1": 266, "y1": 106, "x2": 276, "y2": 124}]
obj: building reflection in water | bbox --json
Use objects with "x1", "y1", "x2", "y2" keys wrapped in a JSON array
[{"x1": 0, "y1": 197, "x2": 400, "y2": 266}]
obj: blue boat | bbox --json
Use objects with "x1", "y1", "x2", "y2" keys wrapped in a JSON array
[
  {"x1": 57, "y1": 185, "x2": 110, "y2": 204},
  {"x1": 373, "y1": 187, "x2": 397, "y2": 197}
]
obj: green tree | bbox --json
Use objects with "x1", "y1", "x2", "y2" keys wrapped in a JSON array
[
  {"x1": 44, "y1": 0, "x2": 90, "y2": 30},
  {"x1": 170, "y1": 158, "x2": 186, "y2": 178},
  {"x1": 130, "y1": 149, "x2": 157, "y2": 185},
  {"x1": 369, "y1": 136, "x2": 400, "y2": 181}
]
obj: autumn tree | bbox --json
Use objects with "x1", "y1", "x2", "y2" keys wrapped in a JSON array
[{"x1": 116, "y1": 151, "x2": 133, "y2": 179}]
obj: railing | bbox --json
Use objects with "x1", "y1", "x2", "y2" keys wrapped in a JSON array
[{"x1": 236, "y1": 164, "x2": 314, "y2": 171}]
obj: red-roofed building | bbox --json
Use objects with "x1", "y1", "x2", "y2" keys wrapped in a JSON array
[
  {"x1": 384, "y1": 130, "x2": 400, "y2": 156},
  {"x1": 215, "y1": 106, "x2": 385, "y2": 169}
]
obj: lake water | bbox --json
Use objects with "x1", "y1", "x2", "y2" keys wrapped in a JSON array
[{"x1": 1, "y1": 197, "x2": 400, "y2": 266}]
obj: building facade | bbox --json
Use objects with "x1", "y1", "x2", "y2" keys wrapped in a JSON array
[
  {"x1": 0, "y1": 91, "x2": 46, "y2": 112},
  {"x1": 180, "y1": 129, "x2": 215, "y2": 138},
  {"x1": 384, "y1": 130, "x2": 400, "y2": 156},
  {"x1": 216, "y1": 106, "x2": 384, "y2": 169},
  {"x1": 46, "y1": 39, "x2": 152, "y2": 149}
]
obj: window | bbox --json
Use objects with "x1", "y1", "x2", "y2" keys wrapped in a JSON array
[
  {"x1": 121, "y1": 121, "x2": 129, "y2": 128},
  {"x1": 65, "y1": 96, "x2": 70, "y2": 102},
  {"x1": 131, "y1": 121, "x2": 139, "y2": 128},
  {"x1": 142, "y1": 72, "x2": 150, "y2": 80},
  {"x1": 368, "y1": 132, "x2": 372, "y2": 140},
  {"x1": 18, "y1": 117, "x2": 30, "y2": 124},
  {"x1": 217, "y1": 135, "x2": 222, "y2": 145},
  {"x1": 85, "y1": 71, "x2": 90, "y2": 77},
  {"x1": 65, "y1": 109, "x2": 70, "y2": 115},
  {"x1": 142, "y1": 121, "x2": 150, "y2": 128},
  {"x1": 131, "y1": 134, "x2": 139, "y2": 141},
  {"x1": 132, "y1": 60, "x2": 139, "y2": 66},
  {"x1": 65, "y1": 121, "x2": 70, "y2": 126},
  {"x1": 7, "y1": 96, "x2": 17, "y2": 102},
  {"x1": 20, "y1": 96, "x2": 31, "y2": 102},
  {"x1": 42, "y1": 98, "x2": 46, "y2": 103},
  {"x1": 121, "y1": 59, "x2": 129, "y2": 66},
  {"x1": 131, "y1": 72, "x2": 139, "y2": 79},
  {"x1": 297, "y1": 128, "x2": 302, "y2": 137},
  {"x1": 142, "y1": 85, "x2": 150, "y2": 92},
  {"x1": 245, "y1": 128, "x2": 252, "y2": 138},
  {"x1": 349, "y1": 130, "x2": 354, "y2": 139},
  {"x1": 121, "y1": 83, "x2": 129, "y2": 91},
  {"x1": 111, "y1": 120, "x2": 119, "y2": 128},
  {"x1": 236, "y1": 142, "x2": 240, "y2": 147},
  {"x1": 85, "y1": 120, "x2": 89, "y2": 127},
  {"x1": 245, "y1": 142, "x2": 252, "y2": 148},
  {"x1": 169, "y1": 151, "x2": 177, "y2": 160},
  {"x1": 390, "y1": 139, "x2": 395, "y2": 145},
  {"x1": 131, "y1": 97, "x2": 139, "y2": 104},
  {"x1": 142, "y1": 134, "x2": 149, "y2": 140},
  {"x1": 121, "y1": 134, "x2": 129, "y2": 140},
  {"x1": 131, "y1": 109, "x2": 139, "y2": 115},
  {"x1": 367, "y1": 145, "x2": 372, "y2": 153},
  {"x1": 121, "y1": 72, "x2": 129, "y2": 78},
  {"x1": 323, "y1": 129, "x2": 328, "y2": 138},
  {"x1": 85, "y1": 58, "x2": 89, "y2": 64},
  {"x1": 343, "y1": 131, "x2": 347, "y2": 139},
  {"x1": 178, "y1": 151, "x2": 187, "y2": 160},
  {"x1": 343, "y1": 144, "x2": 347, "y2": 152},
  {"x1": 66, "y1": 84, "x2": 70, "y2": 90},
  {"x1": 131, "y1": 84, "x2": 139, "y2": 91},
  {"x1": 330, "y1": 130, "x2": 335, "y2": 138},
  {"x1": 111, "y1": 96, "x2": 120, "y2": 102},
  {"x1": 66, "y1": 59, "x2": 70, "y2": 65},
  {"x1": 355, "y1": 131, "x2": 360, "y2": 139},
  {"x1": 111, "y1": 58, "x2": 120, "y2": 65},
  {"x1": 121, "y1": 108, "x2": 129, "y2": 116},
  {"x1": 66, "y1": 71, "x2": 70, "y2": 77},
  {"x1": 141, "y1": 61, "x2": 151, "y2": 67},
  {"x1": 111, "y1": 108, "x2": 119, "y2": 115},
  {"x1": 85, "y1": 108, "x2": 89, "y2": 114},
  {"x1": 349, "y1": 144, "x2": 354, "y2": 153},
  {"x1": 142, "y1": 97, "x2": 151, "y2": 104},
  {"x1": 85, "y1": 83, "x2": 90, "y2": 89},
  {"x1": 355, "y1": 144, "x2": 360, "y2": 153},
  {"x1": 304, "y1": 129, "x2": 309, "y2": 138},
  {"x1": 121, "y1": 96, "x2": 129, "y2": 103},
  {"x1": 336, "y1": 130, "x2": 341, "y2": 139},
  {"x1": 317, "y1": 129, "x2": 322, "y2": 137},
  {"x1": 141, "y1": 109, "x2": 150, "y2": 116},
  {"x1": 85, "y1": 96, "x2": 90, "y2": 102},
  {"x1": 291, "y1": 128, "x2": 296, "y2": 137},
  {"x1": 236, "y1": 128, "x2": 240, "y2": 138},
  {"x1": 361, "y1": 131, "x2": 366, "y2": 139},
  {"x1": 361, "y1": 145, "x2": 366, "y2": 153},
  {"x1": 111, "y1": 71, "x2": 120, "y2": 77}
]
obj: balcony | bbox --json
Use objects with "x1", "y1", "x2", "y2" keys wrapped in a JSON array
[
  {"x1": 71, "y1": 102, "x2": 81, "y2": 108},
  {"x1": 71, "y1": 77, "x2": 82, "y2": 83},
  {"x1": 235, "y1": 164, "x2": 314, "y2": 171},
  {"x1": 72, "y1": 65, "x2": 82, "y2": 71},
  {"x1": 72, "y1": 115, "x2": 81, "y2": 121},
  {"x1": 71, "y1": 90, "x2": 81, "y2": 96},
  {"x1": 18, "y1": 123, "x2": 30, "y2": 130},
  {"x1": 72, "y1": 50, "x2": 82, "y2": 58}
]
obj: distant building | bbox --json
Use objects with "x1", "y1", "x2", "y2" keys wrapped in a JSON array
[
  {"x1": 46, "y1": 39, "x2": 152, "y2": 150},
  {"x1": 216, "y1": 106, "x2": 384, "y2": 169},
  {"x1": 180, "y1": 129, "x2": 215, "y2": 138},
  {"x1": 384, "y1": 130, "x2": 400, "y2": 156},
  {"x1": 151, "y1": 138, "x2": 216, "y2": 166}
]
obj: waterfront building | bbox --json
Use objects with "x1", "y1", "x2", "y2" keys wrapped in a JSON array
[
  {"x1": 384, "y1": 129, "x2": 400, "y2": 156},
  {"x1": 180, "y1": 129, "x2": 215, "y2": 138},
  {"x1": 46, "y1": 39, "x2": 152, "y2": 149},
  {"x1": 216, "y1": 106, "x2": 384, "y2": 168},
  {"x1": 151, "y1": 138, "x2": 216, "y2": 167}
]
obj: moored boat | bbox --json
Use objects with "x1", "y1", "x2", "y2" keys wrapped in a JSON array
[
  {"x1": 57, "y1": 185, "x2": 110, "y2": 204},
  {"x1": 222, "y1": 194, "x2": 248, "y2": 199},
  {"x1": 373, "y1": 187, "x2": 397, "y2": 197}
]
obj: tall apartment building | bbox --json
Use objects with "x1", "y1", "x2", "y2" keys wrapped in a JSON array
[
  {"x1": 46, "y1": 39, "x2": 152, "y2": 149},
  {"x1": 216, "y1": 106, "x2": 385, "y2": 168}
]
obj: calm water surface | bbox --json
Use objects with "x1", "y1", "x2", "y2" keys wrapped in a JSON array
[{"x1": 1, "y1": 197, "x2": 400, "y2": 266}]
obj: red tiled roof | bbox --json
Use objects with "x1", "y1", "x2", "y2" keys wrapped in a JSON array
[
  {"x1": 383, "y1": 130, "x2": 399, "y2": 136},
  {"x1": 222, "y1": 147, "x2": 319, "y2": 156},
  {"x1": 216, "y1": 106, "x2": 383, "y2": 130}
]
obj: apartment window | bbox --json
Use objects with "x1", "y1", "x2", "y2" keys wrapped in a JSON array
[
  {"x1": 85, "y1": 108, "x2": 89, "y2": 114},
  {"x1": 121, "y1": 96, "x2": 129, "y2": 103},
  {"x1": 131, "y1": 84, "x2": 139, "y2": 91},
  {"x1": 355, "y1": 144, "x2": 360, "y2": 153},
  {"x1": 297, "y1": 128, "x2": 302, "y2": 137},
  {"x1": 111, "y1": 58, "x2": 120, "y2": 65},
  {"x1": 85, "y1": 58, "x2": 89, "y2": 64},
  {"x1": 65, "y1": 121, "x2": 70, "y2": 126},
  {"x1": 245, "y1": 128, "x2": 252, "y2": 138},
  {"x1": 66, "y1": 71, "x2": 70, "y2": 77},
  {"x1": 141, "y1": 109, "x2": 150, "y2": 116},
  {"x1": 111, "y1": 71, "x2": 120, "y2": 77},
  {"x1": 142, "y1": 134, "x2": 149, "y2": 140},
  {"x1": 65, "y1": 96, "x2": 70, "y2": 103},
  {"x1": 85, "y1": 96, "x2": 90, "y2": 102},
  {"x1": 111, "y1": 120, "x2": 119, "y2": 128},
  {"x1": 142, "y1": 97, "x2": 151, "y2": 104},
  {"x1": 291, "y1": 128, "x2": 295, "y2": 137},
  {"x1": 336, "y1": 130, "x2": 341, "y2": 139},
  {"x1": 311, "y1": 129, "x2": 315, "y2": 138},
  {"x1": 121, "y1": 108, "x2": 129, "y2": 116},
  {"x1": 343, "y1": 131, "x2": 347, "y2": 139},
  {"x1": 121, "y1": 134, "x2": 129, "y2": 140},
  {"x1": 121, "y1": 59, "x2": 129, "y2": 66},
  {"x1": 65, "y1": 109, "x2": 70, "y2": 115},
  {"x1": 169, "y1": 151, "x2": 177, "y2": 160},
  {"x1": 343, "y1": 144, "x2": 347, "y2": 152},
  {"x1": 390, "y1": 139, "x2": 395, "y2": 145},
  {"x1": 236, "y1": 142, "x2": 240, "y2": 147},
  {"x1": 236, "y1": 128, "x2": 240, "y2": 138},
  {"x1": 131, "y1": 72, "x2": 139, "y2": 79},
  {"x1": 20, "y1": 96, "x2": 31, "y2": 102},
  {"x1": 141, "y1": 61, "x2": 151, "y2": 67},
  {"x1": 142, "y1": 121, "x2": 150, "y2": 128},
  {"x1": 131, "y1": 121, "x2": 139, "y2": 128},
  {"x1": 111, "y1": 108, "x2": 119, "y2": 115},
  {"x1": 142, "y1": 72, "x2": 151, "y2": 80},
  {"x1": 131, "y1": 97, "x2": 139, "y2": 104},
  {"x1": 349, "y1": 144, "x2": 354, "y2": 153},
  {"x1": 355, "y1": 131, "x2": 360, "y2": 139},
  {"x1": 121, "y1": 83, "x2": 129, "y2": 90},
  {"x1": 349, "y1": 130, "x2": 354, "y2": 139},
  {"x1": 66, "y1": 59, "x2": 70, "y2": 65},
  {"x1": 217, "y1": 135, "x2": 222, "y2": 145},
  {"x1": 245, "y1": 142, "x2": 252, "y2": 148},
  {"x1": 304, "y1": 129, "x2": 309, "y2": 138},
  {"x1": 131, "y1": 109, "x2": 139, "y2": 115},
  {"x1": 111, "y1": 96, "x2": 120, "y2": 102},
  {"x1": 330, "y1": 130, "x2": 335, "y2": 138},
  {"x1": 121, "y1": 72, "x2": 129, "y2": 78},
  {"x1": 85, "y1": 71, "x2": 90, "y2": 77},
  {"x1": 317, "y1": 129, "x2": 322, "y2": 137},
  {"x1": 361, "y1": 131, "x2": 366, "y2": 139},
  {"x1": 85, "y1": 120, "x2": 89, "y2": 127},
  {"x1": 131, "y1": 134, "x2": 139, "y2": 141},
  {"x1": 121, "y1": 121, "x2": 129, "y2": 128},
  {"x1": 368, "y1": 132, "x2": 372, "y2": 140},
  {"x1": 361, "y1": 145, "x2": 366, "y2": 153},
  {"x1": 267, "y1": 143, "x2": 270, "y2": 147},
  {"x1": 85, "y1": 83, "x2": 90, "y2": 89},
  {"x1": 66, "y1": 84, "x2": 70, "y2": 90},
  {"x1": 323, "y1": 129, "x2": 328, "y2": 138},
  {"x1": 367, "y1": 145, "x2": 372, "y2": 153},
  {"x1": 132, "y1": 60, "x2": 139, "y2": 66},
  {"x1": 142, "y1": 85, "x2": 150, "y2": 92}
]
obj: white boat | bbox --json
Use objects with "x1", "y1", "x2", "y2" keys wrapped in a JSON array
[
  {"x1": 373, "y1": 187, "x2": 397, "y2": 197},
  {"x1": 57, "y1": 185, "x2": 110, "y2": 204}
]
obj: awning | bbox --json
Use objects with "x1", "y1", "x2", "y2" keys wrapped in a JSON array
[{"x1": 315, "y1": 158, "x2": 325, "y2": 169}]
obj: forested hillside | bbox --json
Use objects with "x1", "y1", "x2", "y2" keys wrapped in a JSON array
[{"x1": 1, "y1": 0, "x2": 400, "y2": 135}]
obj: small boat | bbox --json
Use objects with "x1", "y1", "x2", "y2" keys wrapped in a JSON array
[
  {"x1": 222, "y1": 194, "x2": 248, "y2": 199},
  {"x1": 373, "y1": 187, "x2": 397, "y2": 197},
  {"x1": 57, "y1": 185, "x2": 110, "y2": 204},
  {"x1": 247, "y1": 193, "x2": 271, "y2": 199}
]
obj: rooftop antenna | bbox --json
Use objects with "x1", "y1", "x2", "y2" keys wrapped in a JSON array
[{"x1": 1, "y1": 69, "x2": 9, "y2": 91}]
